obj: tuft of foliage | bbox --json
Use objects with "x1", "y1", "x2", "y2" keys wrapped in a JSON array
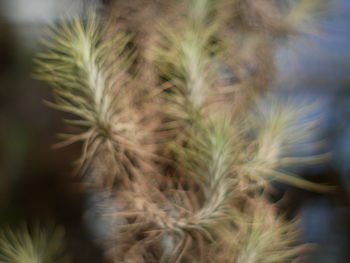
[
  {"x1": 0, "y1": 224, "x2": 70, "y2": 263},
  {"x1": 34, "y1": 12, "x2": 159, "y2": 187},
  {"x1": 34, "y1": 0, "x2": 334, "y2": 262}
]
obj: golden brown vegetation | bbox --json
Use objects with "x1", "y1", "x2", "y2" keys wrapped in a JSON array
[{"x1": 34, "y1": 0, "x2": 334, "y2": 262}]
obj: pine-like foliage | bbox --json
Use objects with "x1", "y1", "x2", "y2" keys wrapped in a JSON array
[
  {"x1": 34, "y1": 0, "x2": 333, "y2": 262},
  {"x1": 35, "y1": 13, "x2": 160, "y2": 187},
  {"x1": 0, "y1": 224, "x2": 70, "y2": 263}
]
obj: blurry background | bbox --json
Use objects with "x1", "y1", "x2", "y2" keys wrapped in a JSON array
[{"x1": 0, "y1": 0, "x2": 350, "y2": 262}]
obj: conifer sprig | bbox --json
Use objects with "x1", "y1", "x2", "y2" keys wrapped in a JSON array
[
  {"x1": 35, "y1": 13, "x2": 132, "y2": 132},
  {"x1": 231, "y1": 198, "x2": 307, "y2": 263},
  {"x1": 35, "y1": 13, "x2": 158, "y2": 186},
  {"x1": 244, "y1": 96, "x2": 334, "y2": 192},
  {"x1": 151, "y1": 0, "x2": 223, "y2": 125},
  {"x1": 0, "y1": 224, "x2": 70, "y2": 263},
  {"x1": 33, "y1": 1, "x2": 334, "y2": 262}
]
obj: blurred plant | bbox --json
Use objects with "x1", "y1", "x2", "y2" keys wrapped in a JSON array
[
  {"x1": 0, "y1": 224, "x2": 70, "y2": 263},
  {"x1": 34, "y1": 12, "x2": 159, "y2": 187},
  {"x1": 34, "y1": 0, "x2": 333, "y2": 262}
]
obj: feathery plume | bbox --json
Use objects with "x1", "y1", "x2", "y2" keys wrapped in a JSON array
[{"x1": 34, "y1": 12, "x2": 159, "y2": 187}]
